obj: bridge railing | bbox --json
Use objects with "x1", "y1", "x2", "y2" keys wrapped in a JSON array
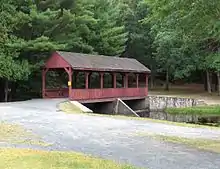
[
  {"x1": 44, "y1": 88, "x2": 69, "y2": 98},
  {"x1": 70, "y1": 87, "x2": 148, "y2": 101}
]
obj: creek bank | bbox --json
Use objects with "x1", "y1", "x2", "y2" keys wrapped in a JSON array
[{"x1": 149, "y1": 96, "x2": 220, "y2": 125}]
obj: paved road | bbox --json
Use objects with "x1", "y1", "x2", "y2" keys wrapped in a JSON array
[{"x1": 0, "y1": 99, "x2": 220, "y2": 169}]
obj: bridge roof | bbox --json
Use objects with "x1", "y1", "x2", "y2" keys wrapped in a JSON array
[{"x1": 57, "y1": 51, "x2": 150, "y2": 73}]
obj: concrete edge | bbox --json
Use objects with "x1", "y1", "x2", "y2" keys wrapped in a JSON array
[{"x1": 57, "y1": 100, "x2": 93, "y2": 113}]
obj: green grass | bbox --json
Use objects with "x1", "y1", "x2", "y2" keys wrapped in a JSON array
[
  {"x1": 0, "y1": 149, "x2": 137, "y2": 169},
  {"x1": 0, "y1": 122, "x2": 138, "y2": 168},
  {"x1": 0, "y1": 122, "x2": 28, "y2": 141},
  {"x1": 0, "y1": 122, "x2": 52, "y2": 147},
  {"x1": 166, "y1": 106, "x2": 220, "y2": 116},
  {"x1": 145, "y1": 134, "x2": 220, "y2": 153}
]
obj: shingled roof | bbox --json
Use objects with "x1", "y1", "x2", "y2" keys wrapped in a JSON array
[{"x1": 57, "y1": 51, "x2": 151, "y2": 73}]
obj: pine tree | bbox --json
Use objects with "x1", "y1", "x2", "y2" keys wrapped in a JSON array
[{"x1": 88, "y1": 0, "x2": 128, "y2": 56}]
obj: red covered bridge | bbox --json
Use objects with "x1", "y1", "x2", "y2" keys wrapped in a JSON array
[{"x1": 42, "y1": 51, "x2": 150, "y2": 103}]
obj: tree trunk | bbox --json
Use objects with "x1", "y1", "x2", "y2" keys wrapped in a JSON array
[
  {"x1": 9, "y1": 82, "x2": 16, "y2": 102},
  {"x1": 150, "y1": 65, "x2": 154, "y2": 89},
  {"x1": 206, "y1": 70, "x2": 212, "y2": 94},
  {"x1": 150, "y1": 77, "x2": 154, "y2": 89},
  {"x1": 4, "y1": 79, "x2": 8, "y2": 102},
  {"x1": 217, "y1": 72, "x2": 220, "y2": 96},
  {"x1": 165, "y1": 68, "x2": 169, "y2": 91},
  {"x1": 202, "y1": 71, "x2": 207, "y2": 91}
]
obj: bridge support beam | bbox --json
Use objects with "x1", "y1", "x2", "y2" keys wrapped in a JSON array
[
  {"x1": 64, "y1": 67, "x2": 73, "y2": 97},
  {"x1": 113, "y1": 73, "x2": 117, "y2": 88},
  {"x1": 123, "y1": 73, "x2": 128, "y2": 88},
  {"x1": 136, "y1": 74, "x2": 139, "y2": 88},
  {"x1": 100, "y1": 72, "x2": 104, "y2": 89},
  {"x1": 85, "y1": 72, "x2": 90, "y2": 89}
]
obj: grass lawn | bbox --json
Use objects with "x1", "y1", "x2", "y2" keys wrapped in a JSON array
[
  {"x1": 0, "y1": 122, "x2": 28, "y2": 142},
  {"x1": 0, "y1": 122, "x2": 51, "y2": 147},
  {"x1": 0, "y1": 149, "x2": 136, "y2": 169},
  {"x1": 146, "y1": 134, "x2": 220, "y2": 153},
  {"x1": 166, "y1": 106, "x2": 220, "y2": 116},
  {"x1": 0, "y1": 122, "x2": 138, "y2": 169}
]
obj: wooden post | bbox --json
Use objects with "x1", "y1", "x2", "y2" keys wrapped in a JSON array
[
  {"x1": 64, "y1": 67, "x2": 73, "y2": 99},
  {"x1": 124, "y1": 73, "x2": 128, "y2": 88},
  {"x1": 85, "y1": 72, "x2": 89, "y2": 89},
  {"x1": 113, "y1": 73, "x2": 117, "y2": 88},
  {"x1": 136, "y1": 74, "x2": 139, "y2": 88},
  {"x1": 68, "y1": 67, "x2": 73, "y2": 98},
  {"x1": 206, "y1": 71, "x2": 212, "y2": 94},
  {"x1": 100, "y1": 72, "x2": 104, "y2": 88}
]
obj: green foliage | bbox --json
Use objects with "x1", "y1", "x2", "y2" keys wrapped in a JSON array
[
  {"x1": 146, "y1": 0, "x2": 220, "y2": 82},
  {"x1": 122, "y1": 0, "x2": 154, "y2": 65},
  {"x1": 166, "y1": 106, "x2": 220, "y2": 116},
  {"x1": 0, "y1": 0, "x2": 130, "y2": 101},
  {"x1": 0, "y1": 55, "x2": 30, "y2": 81},
  {"x1": 88, "y1": 0, "x2": 128, "y2": 55},
  {"x1": 2, "y1": 0, "x2": 220, "y2": 101}
]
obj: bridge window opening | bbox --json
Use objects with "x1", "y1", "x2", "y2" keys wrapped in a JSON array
[
  {"x1": 43, "y1": 68, "x2": 69, "y2": 98},
  {"x1": 138, "y1": 73, "x2": 147, "y2": 87},
  {"x1": 89, "y1": 72, "x2": 100, "y2": 89},
  {"x1": 116, "y1": 73, "x2": 124, "y2": 88},
  {"x1": 128, "y1": 73, "x2": 137, "y2": 88},
  {"x1": 46, "y1": 69, "x2": 68, "y2": 89},
  {"x1": 73, "y1": 71, "x2": 85, "y2": 89},
  {"x1": 103, "y1": 73, "x2": 113, "y2": 88}
]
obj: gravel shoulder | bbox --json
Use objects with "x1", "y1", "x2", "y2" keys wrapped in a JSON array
[{"x1": 0, "y1": 99, "x2": 220, "y2": 169}]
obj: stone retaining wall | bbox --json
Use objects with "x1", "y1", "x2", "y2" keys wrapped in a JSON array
[
  {"x1": 149, "y1": 111, "x2": 200, "y2": 123},
  {"x1": 148, "y1": 96, "x2": 220, "y2": 123},
  {"x1": 149, "y1": 95, "x2": 205, "y2": 111}
]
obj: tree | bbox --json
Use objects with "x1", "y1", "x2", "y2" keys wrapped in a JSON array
[
  {"x1": 119, "y1": 0, "x2": 155, "y2": 88},
  {"x1": 145, "y1": 0, "x2": 220, "y2": 92},
  {"x1": 88, "y1": 0, "x2": 128, "y2": 56},
  {"x1": 0, "y1": 1, "x2": 31, "y2": 101}
]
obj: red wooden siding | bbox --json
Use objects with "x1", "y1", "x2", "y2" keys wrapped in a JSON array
[
  {"x1": 45, "y1": 52, "x2": 71, "y2": 68},
  {"x1": 44, "y1": 88, "x2": 69, "y2": 98},
  {"x1": 70, "y1": 88, "x2": 148, "y2": 101}
]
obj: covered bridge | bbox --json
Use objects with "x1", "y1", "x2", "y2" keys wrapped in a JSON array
[{"x1": 42, "y1": 51, "x2": 150, "y2": 103}]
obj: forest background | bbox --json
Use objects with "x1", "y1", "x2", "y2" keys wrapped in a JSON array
[{"x1": 1, "y1": 0, "x2": 220, "y2": 101}]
